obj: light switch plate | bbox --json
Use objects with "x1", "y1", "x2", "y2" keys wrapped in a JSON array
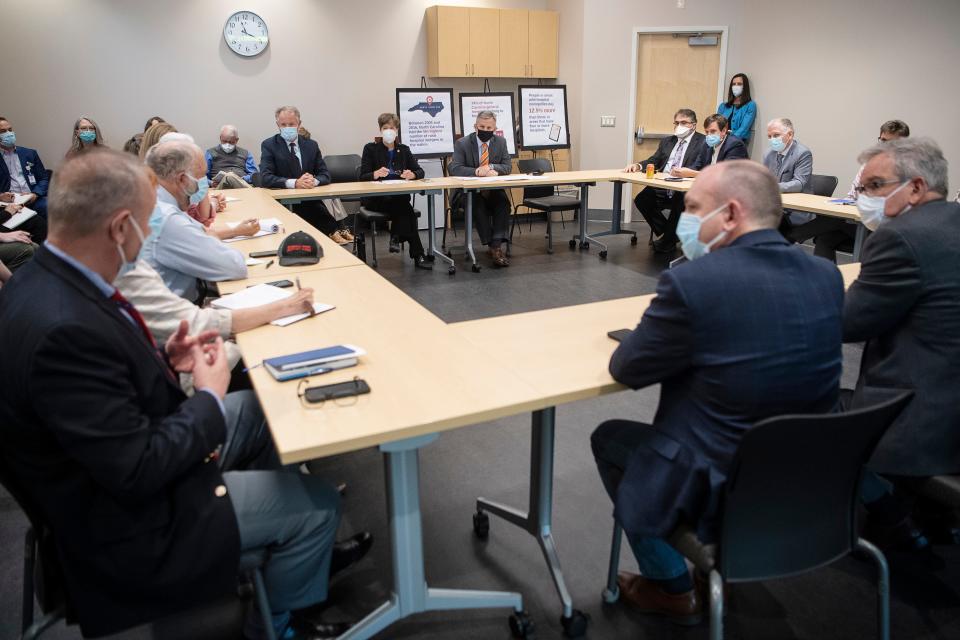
[{"x1": 600, "y1": 115, "x2": 616, "y2": 128}]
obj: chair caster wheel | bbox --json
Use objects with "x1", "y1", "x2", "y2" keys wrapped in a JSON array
[
  {"x1": 630, "y1": 235, "x2": 638, "y2": 245},
  {"x1": 568, "y1": 239, "x2": 577, "y2": 249},
  {"x1": 448, "y1": 267, "x2": 456, "y2": 275},
  {"x1": 560, "y1": 609, "x2": 590, "y2": 637},
  {"x1": 509, "y1": 611, "x2": 536, "y2": 638},
  {"x1": 601, "y1": 586, "x2": 620, "y2": 604},
  {"x1": 473, "y1": 511, "x2": 490, "y2": 539},
  {"x1": 579, "y1": 241, "x2": 589, "y2": 251},
  {"x1": 471, "y1": 264, "x2": 481, "y2": 273},
  {"x1": 547, "y1": 248, "x2": 554, "y2": 254},
  {"x1": 599, "y1": 250, "x2": 608, "y2": 260}
]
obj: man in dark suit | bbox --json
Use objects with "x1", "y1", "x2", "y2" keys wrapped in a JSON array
[
  {"x1": 672, "y1": 113, "x2": 748, "y2": 175},
  {"x1": 260, "y1": 105, "x2": 348, "y2": 243},
  {"x1": 592, "y1": 160, "x2": 843, "y2": 624},
  {"x1": 844, "y1": 138, "x2": 960, "y2": 545},
  {"x1": 624, "y1": 108, "x2": 707, "y2": 253},
  {"x1": 0, "y1": 150, "x2": 361, "y2": 640},
  {"x1": 448, "y1": 111, "x2": 512, "y2": 267},
  {"x1": 0, "y1": 116, "x2": 50, "y2": 241}
]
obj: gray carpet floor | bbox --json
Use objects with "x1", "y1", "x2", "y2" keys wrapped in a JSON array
[{"x1": 2, "y1": 214, "x2": 958, "y2": 640}]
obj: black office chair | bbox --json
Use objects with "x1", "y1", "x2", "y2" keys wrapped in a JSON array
[
  {"x1": 811, "y1": 174, "x2": 839, "y2": 198},
  {"x1": 509, "y1": 158, "x2": 581, "y2": 254},
  {"x1": 601, "y1": 390, "x2": 913, "y2": 640},
  {"x1": 0, "y1": 452, "x2": 278, "y2": 640}
]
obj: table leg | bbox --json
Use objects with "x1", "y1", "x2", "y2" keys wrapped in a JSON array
[
  {"x1": 338, "y1": 433, "x2": 526, "y2": 640},
  {"x1": 474, "y1": 408, "x2": 589, "y2": 637},
  {"x1": 853, "y1": 223, "x2": 866, "y2": 261},
  {"x1": 465, "y1": 191, "x2": 478, "y2": 271},
  {"x1": 588, "y1": 181, "x2": 637, "y2": 246},
  {"x1": 577, "y1": 185, "x2": 607, "y2": 255},
  {"x1": 426, "y1": 191, "x2": 455, "y2": 272}
]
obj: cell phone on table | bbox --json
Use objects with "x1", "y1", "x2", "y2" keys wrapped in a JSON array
[
  {"x1": 265, "y1": 279, "x2": 294, "y2": 288},
  {"x1": 607, "y1": 329, "x2": 632, "y2": 343},
  {"x1": 302, "y1": 378, "x2": 371, "y2": 404},
  {"x1": 249, "y1": 250, "x2": 277, "y2": 258},
  {"x1": 663, "y1": 176, "x2": 684, "y2": 182}
]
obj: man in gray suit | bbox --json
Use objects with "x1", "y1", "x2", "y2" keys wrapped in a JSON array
[
  {"x1": 762, "y1": 117, "x2": 814, "y2": 231},
  {"x1": 449, "y1": 111, "x2": 512, "y2": 267},
  {"x1": 846, "y1": 138, "x2": 960, "y2": 547}
]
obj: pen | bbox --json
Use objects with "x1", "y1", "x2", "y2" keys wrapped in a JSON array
[
  {"x1": 296, "y1": 276, "x2": 316, "y2": 317},
  {"x1": 265, "y1": 259, "x2": 274, "y2": 269}
]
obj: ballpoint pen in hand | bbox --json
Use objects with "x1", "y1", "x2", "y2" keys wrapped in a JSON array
[{"x1": 296, "y1": 276, "x2": 316, "y2": 317}]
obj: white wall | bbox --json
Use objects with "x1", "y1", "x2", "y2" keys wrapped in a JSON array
[{"x1": 0, "y1": 0, "x2": 547, "y2": 167}]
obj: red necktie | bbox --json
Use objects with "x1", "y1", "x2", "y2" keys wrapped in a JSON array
[{"x1": 111, "y1": 289, "x2": 157, "y2": 348}]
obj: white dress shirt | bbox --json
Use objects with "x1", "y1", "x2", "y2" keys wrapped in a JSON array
[
  {"x1": 1, "y1": 147, "x2": 31, "y2": 193},
  {"x1": 283, "y1": 139, "x2": 320, "y2": 189}
]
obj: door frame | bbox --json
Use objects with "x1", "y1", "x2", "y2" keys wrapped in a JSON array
[{"x1": 622, "y1": 26, "x2": 729, "y2": 222}]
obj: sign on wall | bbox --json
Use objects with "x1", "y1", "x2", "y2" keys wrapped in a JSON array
[
  {"x1": 518, "y1": 85, "x2": 571, "y2": 150},
  {"x1": 458, "y1": 92, "x2": 517, "y2": 156},
  {"x1": 396, "y1": 88, "x2": 455, "y2": 157}
]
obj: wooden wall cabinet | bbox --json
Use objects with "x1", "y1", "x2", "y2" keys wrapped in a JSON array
[{"x1": 427, "y1": 6, "x2": 558, "y2": 78}]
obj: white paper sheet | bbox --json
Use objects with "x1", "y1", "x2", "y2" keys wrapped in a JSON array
[
  {"x1": 2, "y1": 206, "x2": 37, "y2": 230},
  {"x1": 270, "y1": 303, "x2": 335, "y2": 326},
  {"x1": 223, "y1": 217, "x2": 283, "y2": 242}
]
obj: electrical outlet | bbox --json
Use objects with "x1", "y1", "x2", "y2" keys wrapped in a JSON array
[{"x1": 600, "y1": 115, "x2": 616, "y2": 128}]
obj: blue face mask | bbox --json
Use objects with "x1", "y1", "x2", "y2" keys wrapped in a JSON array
[
  {"x1": 78, "y1": 130, "x2": 97, "y2": 143},
  {"x1": 184, "y1": 173, "x2": 210, "y2": 207},
  {"x1": 705, "y1": 133, "x2": 723, "y2": 148},
  {"x1": 115, "y1": 215, "x2": 148, "y2": 279},
  {"x1": 280, "y1": 127, "x2": 299, "y2": 142},
  {"x1": 676, "y1": 203, "x2": 729, "y2": 260},
  {"x1": 0, "y1": 131, "x2": 16, "y2": 147},
  {"x1": 769, "y1": 136, "x2": 786, "y2": 153}
]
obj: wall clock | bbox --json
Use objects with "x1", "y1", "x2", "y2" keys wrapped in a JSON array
[{"x1": 224, "y1": 11, "x2": 269, "y2": 57}]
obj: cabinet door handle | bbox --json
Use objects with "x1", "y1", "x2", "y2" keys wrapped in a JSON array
[
  {"x1": 465, "y1": 63, "x2": 468, "y2": 75},
  {"x1": 471, "y1": 63, "x2": 475, "y2": 75},
  {"x1": 530, "y1": 64, "x2": 534, "y2": 77}
]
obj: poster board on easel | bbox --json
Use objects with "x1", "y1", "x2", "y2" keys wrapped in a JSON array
[
  {"x1": 518, "y1": 84, "x2": 571, "y2": 151},
  {"x1": 458, "y1": 92, "x2": 517, "y2": 157},
  {"x1": 396, "y1": 87, "x2": 455, "y2": 158}
]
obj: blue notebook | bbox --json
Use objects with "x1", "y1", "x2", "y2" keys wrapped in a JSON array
[{"x1": 262, "y1": 345, "x2": 365, "y2": 381}]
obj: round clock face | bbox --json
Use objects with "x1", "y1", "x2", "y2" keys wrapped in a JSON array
[{"x1": 223, "y1": 11, "x2": 269, "y2": 57}]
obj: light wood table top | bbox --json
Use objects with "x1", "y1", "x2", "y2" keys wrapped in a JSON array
[
  {"x1": 211, "y1": 188, "x2": 364, "y2": 289},
  {"x1": 233, "y1": 267, "x2": 544, "y2": 463},
  {"x1": 781, "y1": 192, "x2": 861, "y2": 221},
  {"x1": 456, "y1": 168, "x2": 622, "y2": 190},
  {"x1": 618, "y1": 171, "x2": 695, "y2": 191},
  {"x1": 268, "y1": 177, "x2": 464, "y2": 202},
  {"x1": 839, "y1": 261, "x2": 861, "y2": 287}
]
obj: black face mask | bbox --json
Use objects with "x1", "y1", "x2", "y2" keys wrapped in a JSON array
[{"x1": 476, "y1": 129, "x2": 494, "y2": 142}]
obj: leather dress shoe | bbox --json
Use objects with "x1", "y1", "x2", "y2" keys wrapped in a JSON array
[
  {"x1": 330, "y1": 531, "x2": 373, "y2": 578},
  {"x1": 617, "y1": 572, "x2": 701, "y2": 626},
  {"x1": 652, "y1": 237, "x2": 678, "y2": 254},
  {"x1": 414, "y1": 254, "x2": 433, "y2": 270},
  {"x1": 282, "y1": 616, "x2": 353, "y2": 640},
  {"x1": 491, "y1": 246, "x2": 509, "y2": 267},
  {"x1": 338, "y1": 228, "x2": 355, "y2": 243},
  {"x1": 389, "y1": 235, "x2": 401, "y2": 253}
]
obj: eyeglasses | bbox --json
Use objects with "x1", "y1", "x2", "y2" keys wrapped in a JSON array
[
  {"x1": 297, "y1": 376, "x2": 363, "y2": 409},
  {"x1": 673, "y1": 120, "x2": 694, "y2": 127},
  {"x1": 853, "y1": 178, "x2": 901, "y2": 196}
]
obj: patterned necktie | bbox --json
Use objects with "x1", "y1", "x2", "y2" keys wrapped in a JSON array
[
  {"x1": 290, "y1": 142, "x2": 301, "y2": 174},
  {"x1": 776, "y1": 154, "x2": 784, "y2": 175},
  {"x1": 111, "y1": 289, "x2": 178, "y2": 383},
  {"x1": 668, "y1": 139, "x2": 686, "y2": 171},
  {"x1": 480, "y1": 143, "x2": 489, "y2": 167}
]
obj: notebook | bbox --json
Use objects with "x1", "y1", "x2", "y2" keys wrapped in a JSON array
[
  {"x1": 262, "y1": 345, "x2": 365, "y2": 381},
  {"x1": 2, "y1": 207, "x2": 37, "y2": 230},
  {"x1": 223, "y1": 218, "x2": 284, "y2": 242}
]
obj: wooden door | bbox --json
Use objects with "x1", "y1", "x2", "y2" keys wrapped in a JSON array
[
  {"x1": 632, "y1": 32, "x2": 722, "y2": 197},
  {"x1": 429, "y1": 6, "x2": 470, "y2": 77},
  {"x1": 469, "y1": 8, "x2": 500, "y2": 77},
  {"x1": 499, "y1": 9, "x2": 529, "y2": 78},
  {"x1": 528, "y1": 10, "x2": 559, "y2": 78}
]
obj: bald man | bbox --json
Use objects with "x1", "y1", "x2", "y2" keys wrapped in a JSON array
[{"x1": 592, "y1": 160, "x2": 843, "y2": 625}]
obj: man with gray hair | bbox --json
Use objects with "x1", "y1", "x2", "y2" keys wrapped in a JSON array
[
  {"x1": 449, "y1": 110, "x2": 512, "y2": 267},
  {"x1": 0, "y1": 149, "x2": 351, "y2": 640},
  {"x1": 206, "y1": 124, "x2": 258, "y2": 188},
  {"x1": 141, "y1": 140, "x2": 247, "y2": 302},
  {"x1": 844, "y1": 138, "x2": 960, "y2": 547},
  {"x1": 592, "y1": 160, "x2": 843, "y2": 624},
  {"x1": 762, "y1": 117, "x2": 814, "y2": 232}
]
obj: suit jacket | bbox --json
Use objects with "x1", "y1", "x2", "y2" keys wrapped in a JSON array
[
  {"x1": 359, "y1": 141, "x2": 425, "y2": 208},
  {"x1": 639, "y1": 132, "x2": 707, "y2": 172},
  {"x1": 844, "y1": 199, "x2": 960, "y2": 475},
  {"x1": 690, "y1": 134, "x2": 748, "y2": 171},
  {"x1": 448, "y1": 132, "x2": 512, "y2": 207},
  {"x1": 762, "y1": 140, "x2": 813, "y2": 194},
  {"x1": 0, "y1": 146, "x2": 50, "y2": 196},
  {"x1": 259, "y1": 134, "x2": 331, "y2": 189},
  {"x1": 0, "y1": 247, "x2": 240, "y2": 636},
  {"x1": 609, "y1": 229, "x2": 843, "y2": 541}
]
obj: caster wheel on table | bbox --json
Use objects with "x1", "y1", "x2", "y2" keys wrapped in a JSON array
[
  {"x1": 568, "y1": 239, "x2": 577, "y2": 250},
  {"x1": 471, "y1": 264, "x2": 481, "y2": 273},
  {"x1": 447, "y1": 267, "x2": 456, "y2": 275},
  {"x1": 630, "y1": 235, "x2": 638, "y2": 245},
  {"x1": 509, "y1": 611, "x2": 536, "y2": 639},
  {"x1": 579, "y1": 241, "x2": 589, "y2": 251},
  {"x1": 473, "y1": 511, "x2": 490, "y2": 539},
  {"x1": 602, "y1": 585, "x2": 620, "y2": 604},
  {"x1": 425, "y1": 254, "x2": 435, "y2": 262},
  {"x1": 560, "y1": 610, "x2": 590, "y2": 637},
  {"x1": 599, "y1": 250, "x2": 608, "y2": 260},
  {"x1": 547, "y1": 248, "x2": 554, "y2": 255}
]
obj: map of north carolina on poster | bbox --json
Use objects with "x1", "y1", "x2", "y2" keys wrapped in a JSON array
[{"x1": 397, "y1": 89, "x2": 455, "y2": 157}]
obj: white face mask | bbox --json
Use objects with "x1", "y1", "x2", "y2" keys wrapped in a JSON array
[
  {"x1": 220, "y1": 143, "x2": 235, "y2": 153},
  {"x1": 381, "y1": 129, "x2": 397, "y2": 144},
  {"x1": 675, "y1": 125, "x2": 693, "y2": 138},
  {"x1": 115, "y1": 216, "x2": 148, "y2": 279},
  {"x1": 856, "y1": 181, "x2": 911, "y2": 231},
  {"x1": 731, "y1": 85, "x2": 743, "y2": 97}
]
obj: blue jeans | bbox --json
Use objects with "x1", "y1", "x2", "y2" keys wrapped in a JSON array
[{"x1": 591, "y1": 419, "x2": 689, "y2": 580}]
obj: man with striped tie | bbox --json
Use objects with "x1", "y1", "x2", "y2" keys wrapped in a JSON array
[{"x1": 449, "y1": 111, "x2": 512, "y2": 267}]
